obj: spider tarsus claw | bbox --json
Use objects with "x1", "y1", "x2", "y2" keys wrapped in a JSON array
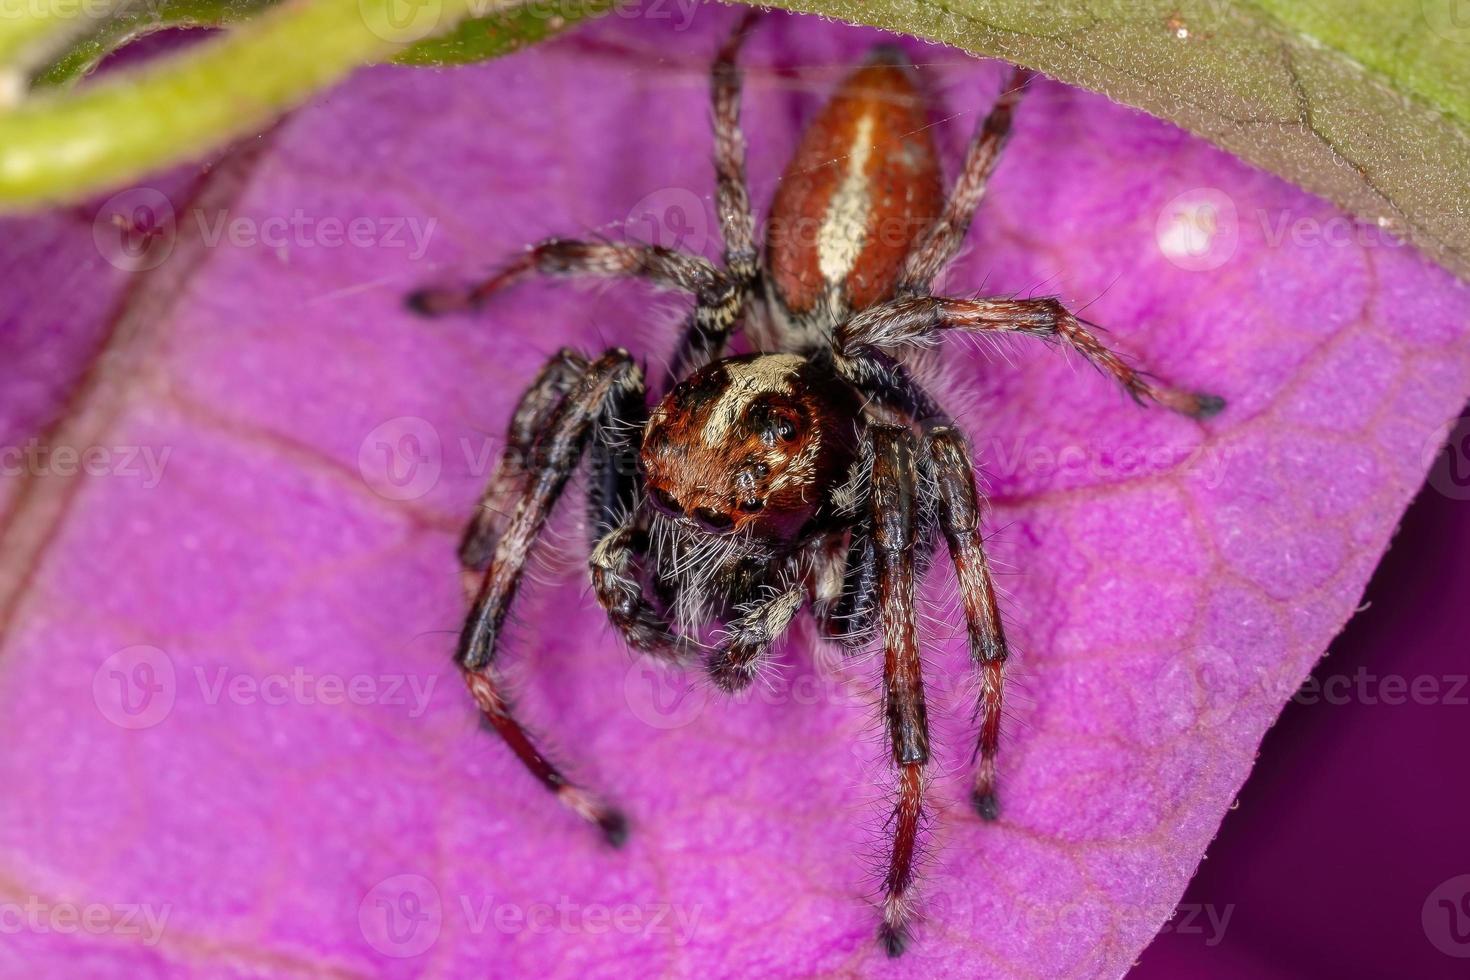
[
  {"x1": 878, "y1": 922, "x2": 908, "y2": 958},
  {"x1": 597, "y1": 809, "x2": 630, "y2": 848},
  {"x1": 405, "y1": 287, "x2": 469, "y2": 318},
  {"x1": 971, "y1": 787, "x2": 1000, "y2": 822},
  {"x1": 706, "y1": 651, "x2": 757, "y2": 693},
  {"x1": 1191, "y1": 392, "x2": 1227, "y2": 419},
  {"x1": 865, "y1": 43, "x2": 911, "y2": 69}
]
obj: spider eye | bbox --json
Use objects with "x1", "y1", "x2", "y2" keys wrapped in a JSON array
[
  {"x1": 736, "y1": 462, "x2": 770, "y2": 491},
  {"x1": 692, "y1": 508, "x2": 734, "y2": 532},
  {"x1": 738, "y1": 499, "x2": 765, "y2": 514},
  {"x1": 650, "y1": 487, "x2": 682, "y2": 515}
]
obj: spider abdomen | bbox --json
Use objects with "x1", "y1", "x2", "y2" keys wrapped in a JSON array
[{"x1": 765, "y1": 45, "x2": 944, "y2": 328}]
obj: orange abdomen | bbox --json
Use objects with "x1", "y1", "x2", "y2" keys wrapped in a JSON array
[{"x1": 765, "y1": 46, "x2": 945, "y2": 318}]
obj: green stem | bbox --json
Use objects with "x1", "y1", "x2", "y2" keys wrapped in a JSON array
[
  {"x1": 0, "y1": 0, "x2": 121, "y2": 68},
  {"x1": 0, "y1": 0, "x2": 482, "y2": 205}
]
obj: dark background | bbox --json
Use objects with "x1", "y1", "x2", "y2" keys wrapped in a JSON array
[{"x1": 1133, "y1": 427, "x2": 1470, "y2": 978}]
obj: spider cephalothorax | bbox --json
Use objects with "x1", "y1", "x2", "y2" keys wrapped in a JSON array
[
  {"x1": 409, "y1": 12, "x2": 1222, "y2": 958},
  {"x1": 641, "y1": 353, "x2": 862, "y2": 541}
]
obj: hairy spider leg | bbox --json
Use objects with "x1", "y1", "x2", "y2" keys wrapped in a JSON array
[
  {"x1": 408, "y1": 16, "x2": 766, "y2": 388},
  {"x1": 458, "y1": 347, "x2": 587, "y2": 590},
  {"x1": 407, "y1": 240, "x2": 725, "y2": 317},
  {"x1": 712, "y1": 7, "x2": 760, "y2": 275},
  {"x1": 811, "y1": 529, "x2": 869, "y2": 645},
  {"x1": 589, "y1": 518, "x2": 690, "y2": 659},
  {"x1": 897, "y1": 65, "x2": 1035, "y2": 293},
  {"x1": 924, "y1": 426, "x2": 1011, "y2": 819},
  {"x1": 664, "y1": 9, "x2": 763, "y2": 383},
  {"x1": 458, "y1": 349, "x2": 643, "y2": 845},
  {"x1": 868, "y1": 425, "x2": 933, "y2": 957},
  {"x1": 837, "y1": 294, "x2": 1225, "y2": 418}
]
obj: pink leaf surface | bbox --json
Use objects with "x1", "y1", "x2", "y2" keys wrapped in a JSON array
[{"x1": 2, "y1": 9, "x2": 1468, "y2": 977}]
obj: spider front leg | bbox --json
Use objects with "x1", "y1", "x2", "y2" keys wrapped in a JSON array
[
  {"x1": 458, "y1": 349, "x2": 643, "y2": 845},
  {"x1": 711, "y1": 8, "x2": 760, "y2": 280},
  {"x1": 868, "y1": 424, "x2": 933, "y2": 957},
  {"x1": 407, "y1": 239, "x2": 725, "y2": 317},
  {"x1": 924, "y1": 427, "x2": 1011, "y2": 820},
  {"x1": 457, "y1": 347, "x2": 586, "y2": 591},
  {"x1": 838, "y1": 295, "x2": 1225, "y2": 418},
  {"x1": 662, "y1": 10, "x2": 763, "y2": 381}
]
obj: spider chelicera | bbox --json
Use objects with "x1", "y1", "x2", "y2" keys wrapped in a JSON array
[{"x1": 408, "y1": 12, "x2": 1223, "y2": 956}]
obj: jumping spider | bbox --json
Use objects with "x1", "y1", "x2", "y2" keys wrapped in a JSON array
[{"x1": 408, "y1": 13, "x2": 1222, "y2": 957}]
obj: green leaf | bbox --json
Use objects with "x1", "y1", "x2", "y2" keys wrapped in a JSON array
[
  {"x1": 31, "y1": 0, "x2": 281, "y2": 88},
  {"x1": 0, "y1": 0, "x2": 606, "y2": 206},
  {"x1": 754, "y1": 0, "x2": 1470, "y2": 279},
  {"x1": 0, "y1": 0, "x2": 1466, "y2": 283},
  {"x1": 31, "y1": 0, "x2": 601, "y2": 85},
  {"x1": 393, "y1": 0, "x2": 610, "y2": 66},
  {"x1": 0, "y1": 0, "x2": 484, "y2": 207}
]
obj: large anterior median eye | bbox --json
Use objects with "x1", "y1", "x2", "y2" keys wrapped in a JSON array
[
  {"x1": 650, "y1": 487, "x2": 683, "y2": 516},
  {"x1": 693, "y1": 508, "x2": 734, "y2": 532}
]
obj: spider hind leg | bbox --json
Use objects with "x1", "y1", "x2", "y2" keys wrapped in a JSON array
[
  {"x1": 838, "y1": 294, "x2": 1225, "y2": 419},
  {"x1": 924, "y1": 426, "x2": 1011, "y2": 819}
]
